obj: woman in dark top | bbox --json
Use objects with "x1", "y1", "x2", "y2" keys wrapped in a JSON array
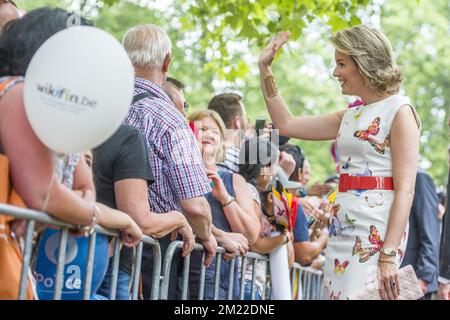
[
  {"x1": 187, "y1": 110, "x2": 260, "y2": 299},
  {"x1": 238, "y1": 137, "x2": 295, "y2": 299}
]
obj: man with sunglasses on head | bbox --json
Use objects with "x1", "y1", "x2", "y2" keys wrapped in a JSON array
[{"x1": 0, "y1": 0, "x2": 18, "y2": 32}]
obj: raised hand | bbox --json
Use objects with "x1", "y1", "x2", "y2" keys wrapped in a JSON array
[
  {"x1": 258, "y1": 31, "x2": 291, "y2": 68},
  {"x1": 205, "y1": 169, "x2": 231, "y2": 205}
]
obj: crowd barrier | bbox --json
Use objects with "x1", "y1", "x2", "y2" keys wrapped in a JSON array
[
  {"x1": 291, "y1": 263, "x2": 324, "y2": 300},
  {"x1": 159, "y1": 240, "x2": 270, "y2": 300},
  {"x1": 1, "y1": 204, "x2": 324, "y2": 301},
  {"x1": 0, "y1": 203, "x2": 161, "y2": 300}
]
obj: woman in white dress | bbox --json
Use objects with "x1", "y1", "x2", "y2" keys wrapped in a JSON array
[{"x1": 258, "y1": 25, "x2": 421, "y2": 300}]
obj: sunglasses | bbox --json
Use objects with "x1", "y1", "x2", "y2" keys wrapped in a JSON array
[{"x1": 184, "y1": 101, "x2": 190, "y2": 113}]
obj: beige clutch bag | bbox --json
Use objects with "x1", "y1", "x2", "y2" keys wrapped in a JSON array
[{"x1": 347, "y1": 265, "x2": 424, "y2": 300}]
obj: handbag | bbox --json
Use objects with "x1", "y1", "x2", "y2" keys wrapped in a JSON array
[
  {"x1": 0, "y1": 153, "x2": 35, "y2": 300},
  {"x1": 347, "y1": 264, "x2": 423, "y2": 300}
]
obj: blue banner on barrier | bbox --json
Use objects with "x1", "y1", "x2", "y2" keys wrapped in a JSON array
[{"x1": 34, "y1": 228, "x2": 109, "y2": 300}]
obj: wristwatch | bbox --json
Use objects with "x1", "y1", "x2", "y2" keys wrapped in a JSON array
[{"x1": 380, "y1": 247, "x2": 397, "y2": 257}]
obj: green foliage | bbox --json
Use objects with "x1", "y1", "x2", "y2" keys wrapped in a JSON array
[
  {"x1": 14, "y1": 0, "x2": 449, "y2": 185},
  {"x1": 380, "y1": 0, "x2": 450, "y2": 186},
  {"x1": 174, "y1": 0, "x2": 370, "y2": 78},
  {"x1": 16, "y1": 0, "x2": 68, "y2": 10}
]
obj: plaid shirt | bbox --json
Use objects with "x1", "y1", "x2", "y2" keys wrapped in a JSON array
[{"x1": 124, "y1": 77, "x2": 210, "y2": 213}]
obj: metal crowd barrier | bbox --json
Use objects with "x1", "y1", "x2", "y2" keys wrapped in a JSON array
[
  {"x1": 0, "y1": 203, "x2": 161, "y2": 300},
  {"x1": 291, "y1": 263, "x2": 323, "y2": 300},
  {"x1": 2, "y1": 203, "x2": 326, "y2": 301},
  {"x1": 160, "y1": 240, "x2": 270, "y2": 300}
]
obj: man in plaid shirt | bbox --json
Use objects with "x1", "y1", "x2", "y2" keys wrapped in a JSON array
[{"x1": 122, "y1": 24, "x2": 217, "y2": 299}]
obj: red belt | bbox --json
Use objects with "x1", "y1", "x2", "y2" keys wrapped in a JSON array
[{"x1": 338, "y1": 173, "x2": 394, "y2": 192}]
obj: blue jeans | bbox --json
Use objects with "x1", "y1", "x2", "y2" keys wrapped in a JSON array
[
  {"x1": 97, "y1": 264, "x2": 131, "y2": 300},
  {"x1": 189, "y1": 252, "x2": 240, "y2": 300},
  {"x1": 243, "y1": 280, "x2": 262, "y2": 300}
]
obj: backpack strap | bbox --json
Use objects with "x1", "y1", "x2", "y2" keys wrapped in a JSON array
[{"x1": 132, "y1": 92, "x2": 152, "y2": 105}]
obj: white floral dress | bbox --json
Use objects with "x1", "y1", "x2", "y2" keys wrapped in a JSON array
[{"x1": 322, "y1": 95, "x2": 419, "y2": 300}]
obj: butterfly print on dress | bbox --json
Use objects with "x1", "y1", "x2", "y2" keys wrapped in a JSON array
[
  {"x1": 353, "y1": 117, "x2": 390, "y2": 154},
  {"x1": 352, "y1": 225, "x2": 384, "y2": 263}
]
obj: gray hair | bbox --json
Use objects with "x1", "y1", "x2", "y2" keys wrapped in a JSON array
[{"x1": 122, "y1": 24, "x2": 172, "y2": 70}]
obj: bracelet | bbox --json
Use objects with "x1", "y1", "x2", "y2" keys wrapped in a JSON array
[
  {"x1": 222, "y1": 196, "x2": 235, "y2": 208},
  {"x1": 262, "y1": 74, "x2": 279, "y2": 98},
  {"x1": 82, "y1": 204, "x2": 100, "y2": 237},
  {"x1": 378, "y1": 259, "x2": 397, "y2": 266}
]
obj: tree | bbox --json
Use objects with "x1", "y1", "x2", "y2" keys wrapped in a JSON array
[
  {"x1": 381, "y1": 0, "x2": 449, "y2": 185},
  {"x1": 15, "y1": 0, "x2": 449, "y2": 184},
  {"x1": 90, "y1": 0, "x2": 372, "y2": 79}
]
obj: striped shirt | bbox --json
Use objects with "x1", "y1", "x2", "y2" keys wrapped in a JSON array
[
  {"x1": 124, "y1": 77, "x2": 210, "y2": 213},
  {"x1": 217, "y1": 146, "x2": 240, "y2": 173}
]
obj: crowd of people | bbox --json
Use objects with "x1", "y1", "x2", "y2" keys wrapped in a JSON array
[{"x1": 0, "y1": 2, "x2": 449, "y2": 301}]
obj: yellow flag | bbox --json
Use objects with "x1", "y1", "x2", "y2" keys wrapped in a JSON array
[{"x1": 327, "y1": 190, "x2": 337, "y2": 204}]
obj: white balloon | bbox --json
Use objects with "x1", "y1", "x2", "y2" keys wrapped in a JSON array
[{"x1": 24, "y1": 26, "x2": 134, "y2": 154}]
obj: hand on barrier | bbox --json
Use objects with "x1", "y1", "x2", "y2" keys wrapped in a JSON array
[
  {"x1": 10, "y1": 219, "x2": 28, "y2": 239},
  {"x1": 120, "y1": 218, "x2": 142, "y2": 248},
  {"x1": 202, "y1": 235, "x2": 217, "y2": 268},
  {"x1": 173, "y1": 224, "x2": 195, "y2": 257},
  {"x1": 219, "y1": 237, "x2": 240, "y2": 261},
  {"x1": 227, "y1": 232, "x2": 249, "y2": 254}
]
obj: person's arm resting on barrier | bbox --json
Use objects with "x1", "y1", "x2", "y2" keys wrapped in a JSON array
[
  {"x1": 212, "y1": 225, "x2": 249, "y2": 257},
  {"x1": 114, "y1": 178, "x2": 194, "y2": 256},
  {"x1": 180, "y1": 197, "x2": 217, "y2": 267},
  {"x1": 179, "y1": 196, "x2": 212, "y2": 241},
  {"x1": 250, "y1": 229, "x2": 290, "y2": 254},
  {"x1": 0, "y1": 84, "x2": 99, "y2": 226}
]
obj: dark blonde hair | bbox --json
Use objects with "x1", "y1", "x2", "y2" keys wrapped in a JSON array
[
  {"x1": 189, "y1": 109, "x2": 227, "y2": 162},
  {"x1": 330, "y1": 25, "x2": 403, "y2": 95}
]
